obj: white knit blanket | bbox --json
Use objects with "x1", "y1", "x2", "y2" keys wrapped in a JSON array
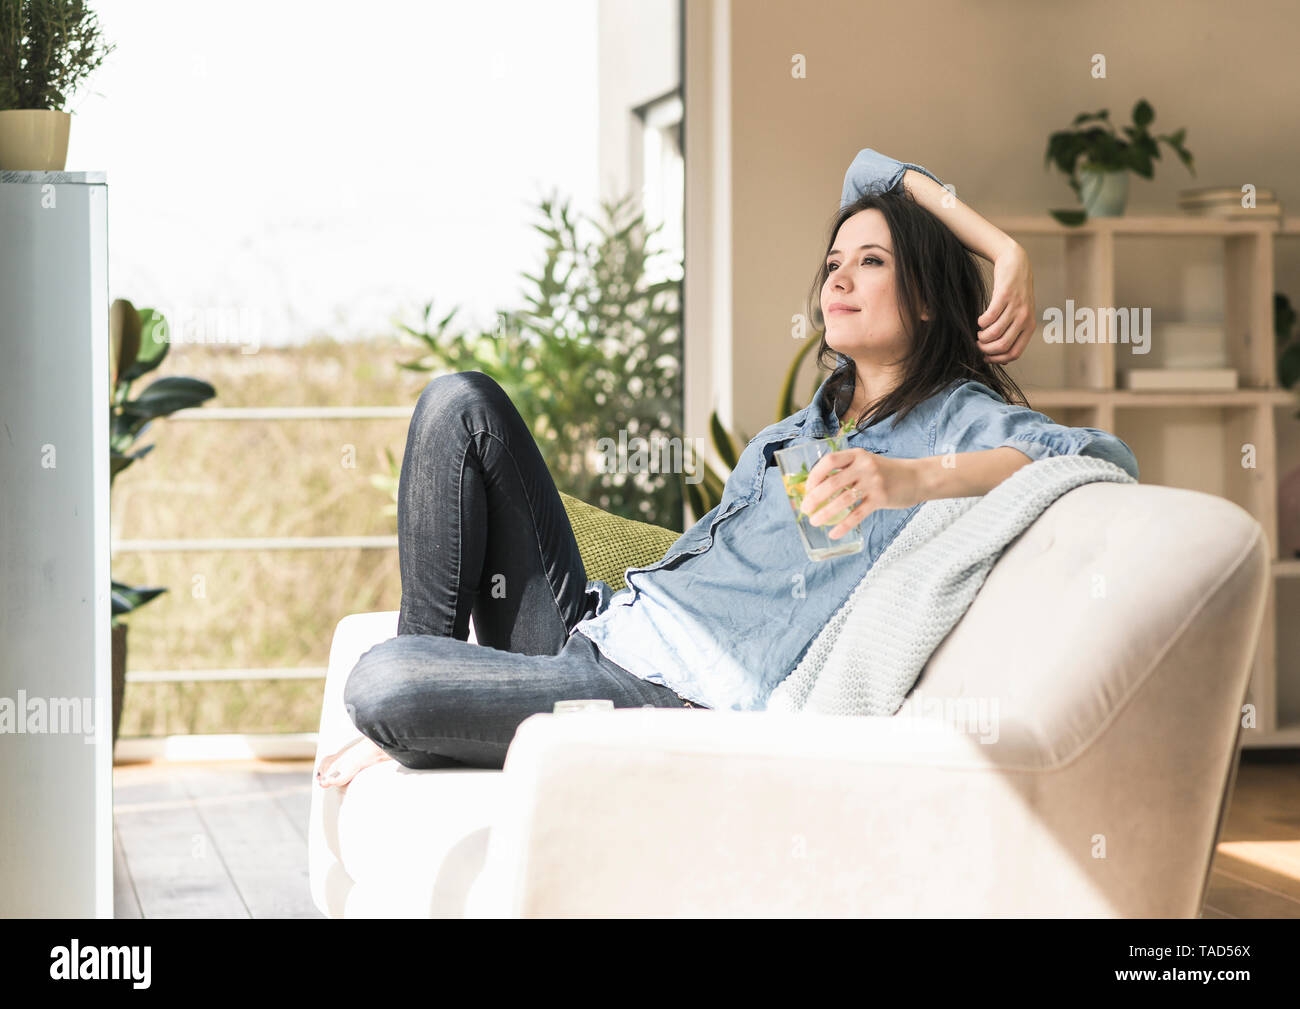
[{"x1": 765, "y1": 454, "x2": 1137, "y2": 716}]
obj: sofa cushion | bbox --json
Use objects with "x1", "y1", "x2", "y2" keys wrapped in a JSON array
[{"x1": 558, "y1": 491, "x2": 679, "y2": 592}]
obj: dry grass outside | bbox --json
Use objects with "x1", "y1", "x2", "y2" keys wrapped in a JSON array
[
  {"x1": 115, "y1": 545, "x2": 399, "y2": 668},
  {"x1": 119, "y1": 680, "x2": 329, "y2": 737},
  {"x1": 113, "y1": 418, "x2": 413, "y2": 540},
  {"x1": 113, "y1": 333, "x2": 434, "y2": 737},
  {"x1": 114, "y1": 330, "x2": 687, "y2": 736}
]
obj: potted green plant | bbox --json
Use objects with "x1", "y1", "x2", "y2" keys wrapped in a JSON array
[
  {"x1": 109, "y1": 298, "x2": 216, "y2": 749},
  {"x1": 1044, "y1": 99, "x2": 1195, "y2": 225},
  {"x1": 0, "y1": 0, "x2": 115, "y2": 170},
  {"x1": 395, "y1": 189, "x2": 684, "y2": 528}
]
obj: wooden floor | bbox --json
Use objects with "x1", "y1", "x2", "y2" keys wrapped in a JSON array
[
  {"x1": 113, "y1": 758, "x2": 322, "y2": 918},
  {"x1": 112, "y1": 753, "x2": 1300, "y2": 918},
  {"x1": 1201, "y1": 756, "x2": 1300, "y2": 918}
]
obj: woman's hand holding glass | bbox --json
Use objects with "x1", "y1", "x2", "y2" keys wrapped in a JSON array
[{"x1": 799, "y1": 448, "x2": 921, "y2": 540}]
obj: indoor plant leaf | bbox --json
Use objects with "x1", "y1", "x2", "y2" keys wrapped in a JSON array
[
  {"x1": 109, "y1": 443, "x2": 155, "y2": 480},
  {"x1": 709, "y1": 410, "x2": 738, "y2": 471},
  {"x1": 111, "y1": 580, "x2": 167, "y2": 616},
  {"x1": 110, "y1": 298, "x2": 141, "y2": 387},
  {"x1": 1276, "y1": 293, "x2": 1296, "y2": 346},
  {"x1": 1279, "y1": 342, "x2": 1300, "y2": 389},
  {"x1": 777, "y1": 336, "x2": 820, "y2": 421},
  {"x1": 1049, "y1": 209, "x2": 1088, "y2": 227},
  {"x1": 121, "y1": 376, "x2": 216, "y2": 419},
  {"x1": 121, "y1": 308, "x2": 171, "y2": 383}
]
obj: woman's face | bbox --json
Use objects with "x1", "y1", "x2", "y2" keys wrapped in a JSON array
[{"x1": 820, "y1": 208, "x2": 921, "y2": 363}]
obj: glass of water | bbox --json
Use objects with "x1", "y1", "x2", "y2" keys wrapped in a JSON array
[{"x1": 774, "y1": 438, "x2": 865, "y2": 561}]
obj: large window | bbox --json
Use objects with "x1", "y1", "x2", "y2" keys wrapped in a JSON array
[{"x1": 635, "y1": 87, "x2": 685, "y2": 285}]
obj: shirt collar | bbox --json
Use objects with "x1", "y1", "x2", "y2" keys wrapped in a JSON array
[
  {"x1": 799, "y1": 372, "x2": 969, "y2": 440},
  {"x1": 800, "y1": 371, "x2": 841, "y2": 438}
]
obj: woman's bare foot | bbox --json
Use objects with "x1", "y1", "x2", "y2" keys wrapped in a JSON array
[{"x1": 316, "y1": 734, "x2": 393, "y2": 789}]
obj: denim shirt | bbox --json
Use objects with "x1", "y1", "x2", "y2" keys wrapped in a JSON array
[
  {"x1": 573, "y1": 374, "x2": 1139, "y2": 711},
  {"x1": 573, "y1": 147, "x2": 1139, "y2": 710},
  {"x1": 839, "y1": 146, "x2": 946, "y2": 206}
]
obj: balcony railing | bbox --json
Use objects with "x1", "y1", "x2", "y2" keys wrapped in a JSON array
[{"x1": 111, "y1": 404, "x2": 413, "y2": 760}]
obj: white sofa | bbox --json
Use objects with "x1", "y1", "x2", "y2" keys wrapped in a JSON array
[{"x1": 308, "y1": 481, "x2": 1269, "y2": 917}]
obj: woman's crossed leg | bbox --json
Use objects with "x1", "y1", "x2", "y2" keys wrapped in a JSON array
[{"x1": 317, "y1": 371, "x2": 694, "y2": 787}]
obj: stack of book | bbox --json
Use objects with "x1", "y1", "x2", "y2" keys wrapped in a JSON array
[
  {"x1": 1119, "y1": 368, "x2": 1238, "y2": 390},
  {"x1": 1178, "y1": 186, "x2": 1281, "y2": 219},
  {"x1": 1118, "y1": 321, "x2": 1239, "y2": 390}
]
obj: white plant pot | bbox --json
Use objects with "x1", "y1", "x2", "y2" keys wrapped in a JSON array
[
  {"x1": 0, "y1": 109, "x2": 72, "y2": 170},
  {"x1": 1078, "y1": 163, "x2": 1130, "y2": 217}
]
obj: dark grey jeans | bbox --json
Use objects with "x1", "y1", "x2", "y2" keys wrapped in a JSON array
[{"x1": 343, "y1": 370, "x2": 703, "y2": 771}]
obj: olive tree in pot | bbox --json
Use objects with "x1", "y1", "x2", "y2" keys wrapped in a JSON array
[
  {"x1": 395, "y1": 190, "x2": 684, "y2": 528},
  {"x1": 109, "y1": 298, "x2": 216, "y2": 751},
  {"x1": 0, "y1": 0, "x2": 115, "y2": 170}
]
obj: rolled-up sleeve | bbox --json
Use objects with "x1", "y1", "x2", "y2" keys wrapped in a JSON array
[
  {"x1": 841, "y1": 148, "x2": 945, "y2": 209},
  {"x1": 932, "y1": 381, "x2": 1139, "y2": 481}
]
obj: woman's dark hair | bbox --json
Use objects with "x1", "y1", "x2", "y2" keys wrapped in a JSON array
[{"x1": 805, "y1": 186, "x2": 1029, "y2": 432}]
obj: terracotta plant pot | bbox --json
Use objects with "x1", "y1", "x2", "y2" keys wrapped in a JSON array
[
  {"x1": 111, "y1": 621, "x2": 127, "y2": 753},
  {"x1": 0, "y1": 109, "x2": 72, "y2": 170}
]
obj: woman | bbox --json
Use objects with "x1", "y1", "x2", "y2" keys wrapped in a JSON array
[{"x1": 317, "y1": 150, "x2": 1138, "y2": 787}]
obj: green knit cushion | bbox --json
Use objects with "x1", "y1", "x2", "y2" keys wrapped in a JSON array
[{"x1": 559, "y1": 491, "x2": 680, "y2": 593}]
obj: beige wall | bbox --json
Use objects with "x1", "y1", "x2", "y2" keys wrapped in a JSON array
[{"x1": 717, "y1": 0, "x2": 1300, "y2": 439}]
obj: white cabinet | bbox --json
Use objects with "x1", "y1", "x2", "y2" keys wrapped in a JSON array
[{"x1": 0, "y1": 170, "x2": 112, "y2": 916}]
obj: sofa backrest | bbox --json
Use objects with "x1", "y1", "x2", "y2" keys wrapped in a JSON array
[{"x1": 916, "y1": 482, "x2": 1269, "y2": 769}]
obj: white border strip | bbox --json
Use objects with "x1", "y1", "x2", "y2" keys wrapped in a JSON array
[
  {"x1": 166, "y1": 406, "x2": 414, "y2": 420},
  {"x1": 125, "y1": 667, "x2": 327, "y2": 684},
  {"x1": 113, "y1": 733, "x2": 319, "y2": 763},
  {"x1": 111, "y1": 535, "x2": 397, "y2": 553}
]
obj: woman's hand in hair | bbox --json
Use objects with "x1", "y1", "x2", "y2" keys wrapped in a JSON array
[
  {"x1": 799, "y1": 449, "x2": 921, "y2": 540},
  {"x1": 894, "y1": 170, "x2": 1035, "y2": 363},
  {"x1": 976, "y1": 239, "x2": 1035, "y2": 365}
]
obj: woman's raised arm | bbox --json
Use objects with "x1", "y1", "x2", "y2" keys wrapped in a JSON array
[
  {"x1": 840, "y1": 147, "x2": 1036, "y2": 364},
  {"x1": 898, "y1": 167, "x2": 1036, "y2": 365}
]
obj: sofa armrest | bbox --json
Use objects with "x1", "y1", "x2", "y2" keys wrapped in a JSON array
[{"x1": 469, "y1": 707, "x2": 1109, "y2": 917}]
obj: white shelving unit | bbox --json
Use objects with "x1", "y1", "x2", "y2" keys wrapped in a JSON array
[
  {"x1": 991, "y1": 212, "x2": 1298, "y2": 748},
  {"x1": 0, "y1": 170, "x2": 113, "y2": 915}
]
